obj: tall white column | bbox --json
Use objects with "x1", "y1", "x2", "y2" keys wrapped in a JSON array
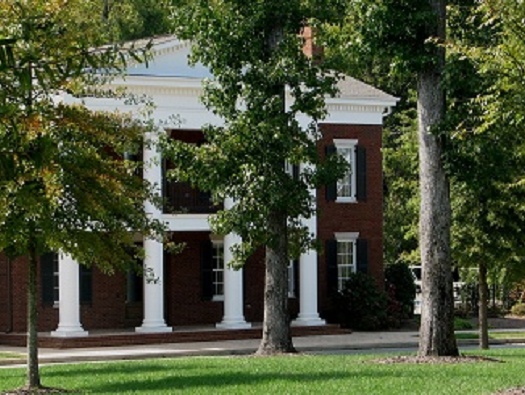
[
  {"x1": 216, "y1": 199, "x2": 251, "y2": 329},
  {"x1": 293, "y1": 167, "x2": 325, "y2": 326},
  {"x1": 51, "y1": 253, "x2": 88, "y2": 338},
  {"x1": 136, "y1": 130, "x2": 171, "y2": 333}
]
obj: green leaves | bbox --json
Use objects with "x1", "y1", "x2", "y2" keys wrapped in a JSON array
[
  {"x1": 0, "y1": 0, "x2": 162, "y2": 271},
  {"x1": 168, "y1": 0, "x2": 344, "y2": 265}
]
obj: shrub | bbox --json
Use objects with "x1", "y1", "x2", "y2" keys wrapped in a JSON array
[
  {"x1": 454, "y1": 316, "x2": 473, "y2": 330},
  {"x1": 385, "y1": 263, "x2": 416, "y2": 319},
  {"x1": 333, "y1": 272, "x2": 389, "y2": 331},
  {"x1": 511, "y1": 303, "x2": 525, "y2": 317}
]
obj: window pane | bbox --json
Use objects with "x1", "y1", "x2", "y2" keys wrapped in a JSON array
[
  {"x1": 212, "y1": 242, "x2": 224, "y2": 297},
  {"x1": 336, "y1": 240, "x2": 355, "y2": 291}
]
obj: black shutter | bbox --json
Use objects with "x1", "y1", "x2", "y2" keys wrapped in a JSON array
[
  {"x1": 292, "y1": 164, "x2": 300, "y2": 181},
  {"x1": 356, "y1": 145, "x2": 367, "y2": 201},
  {"x1": 292, "y1": 258, "x2": 299, "y2": 298},
  {"x1": 200, "y1": 240, "x2": 214, "y2": 301},
  {"x1": 79, "y1": 265, "x2": 93, "y2": 305},
  {"x1": 326, "y1": 239, "x2": 338, "y2": 294},
  {"x1": 41, "y1": 252, "x2": 55, "y2": 305},
  {"x1": 325, "y1": 145, "x2": 337, "y2": 201},
  {"x1": 356, "y1": 238, "x2": 368, "y2": 274}
]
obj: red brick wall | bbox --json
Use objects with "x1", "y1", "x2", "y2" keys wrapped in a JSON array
[
  {"x1": 0, "y1": 255, "x2": 9, "y2": 332},
  {"x1": 81, "y1": 270, "x2": 127, "y2": 330},
  {"x1": 164, "y1": 232, "x2": 268, "y2": 326},
  {"x1": 316, "y1": 123, "x2": 384, "y2": 318},
  {"x1": 1, "y1": 123, "x2": 383, "y2": 333}
]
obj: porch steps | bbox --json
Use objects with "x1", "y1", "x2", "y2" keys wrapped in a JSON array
[{"x1": 0, "y1": 324, "x2": 350, "y2": 349}]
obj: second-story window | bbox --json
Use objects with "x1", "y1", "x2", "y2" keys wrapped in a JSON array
[
  {"x1": 325, "y1": 139, "x2": 367, "y2": 202},
  {"x1": 334, "y1": 139, "x2": 357, "y2": 202}
]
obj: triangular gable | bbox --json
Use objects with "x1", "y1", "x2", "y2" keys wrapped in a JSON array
[{"x1": 126, "y1": 36, "x2": 211, "y2": 79}]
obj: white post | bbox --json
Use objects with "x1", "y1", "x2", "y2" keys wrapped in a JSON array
[
  {"x1": 136, "y1": 130, "x2": 171, "y2": 333},
  {"x1": 293, "y1": 166, "x2": 325, "y2": 326},
  {"x1": 51, "y1": 253, "x2": 88, "y2": 337},
  {"x1": 216, "y1": 198, "x2": 251, "y2": 329}
]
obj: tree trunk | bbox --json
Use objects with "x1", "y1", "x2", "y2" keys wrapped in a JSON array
[
  {"x1": 257, "y1": 210, "x2": 296, "y2": 355},
  {"x1": 417, "y1": 0, "x2": 459, "y2": 357},
  {"x1": 27, "y1": 244, "x2": 41, "y2": 389},
  {"x1": 479, "y1": 261, "x2": 489, "y2": 349}
]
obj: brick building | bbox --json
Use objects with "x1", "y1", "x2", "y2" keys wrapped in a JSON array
[{"x1": 0, "y1": 36, "x2": 397, "y2": 337}]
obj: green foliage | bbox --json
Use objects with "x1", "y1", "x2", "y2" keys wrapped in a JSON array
[
  {"x1": 104, "y1": 0, "x2": 175, "y2": 41},
  {"x1": 166, "y1": 0, "x2": 345, "y2": 265},
  {"x1": 453, "y1": 317, "x2": 474, "y2": 330},
  {"x1": 0, "y1": 0, "x2": 161, "y2": 269},
  {"x1": 510, "y1": 303, "x2": 525, "y2": 317},
  {"x1": 385, "y1": 263, "x2": 417, "y2": 319},
  {"x1": 447, "y1": 0, "x2": 525, "y2": 290},
  {"x1": 333, "y1": 272, "x2": 389, "y2": 331}
]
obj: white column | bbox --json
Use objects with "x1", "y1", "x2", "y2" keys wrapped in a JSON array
[
  {"x1": 51, "y1": 253, "x2": 88, "y2": 338},
  {"x1": 216, "y1": 199, "x2": 251, "y2": 329},
  {"x1": 293, "y1": 167, "x2": 325, "y2": 326},
  {"x1": 136, "y1": 130, "x2": 171, "y2": 333}
]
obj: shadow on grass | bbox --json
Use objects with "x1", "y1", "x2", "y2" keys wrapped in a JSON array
[
  {"x1": 88, "y1": 369, "x2": 384, "y2": 393},
  {"x1": 42, "y1": 359, "x2": 206, "y2": 378}
]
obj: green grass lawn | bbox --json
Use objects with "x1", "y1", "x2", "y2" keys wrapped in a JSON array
[
  {"x1": 2, "y1": 349, "x2": 525, "y2": 394},
  {"x1": 456, "y1": 331, "x2": 525, "y2": 340}
]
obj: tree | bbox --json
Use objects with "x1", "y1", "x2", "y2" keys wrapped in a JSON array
[
  {"x1": 0, "y1": 1, "x2": 161, "y2": 391},
  {"x1": 448, "y1": 0, "x2": 525, "y2": 349},
  {"x1": 102, "y1": 0, "x2": 175, "y2": 41},
  {"x1": 167, "y1": 1, "x2": 344, "y2": 354},
  {"x1": 334, "y1": 0, "x2": 459, "y2": 356}
]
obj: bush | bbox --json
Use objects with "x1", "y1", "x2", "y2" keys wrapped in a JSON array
[
  {"x1": 454, "y1": 316, "x2": 473, "y2": 330},
  {"x1": 385, "y1": 263, "x2": 416, "y2": 319},
  {"x1": 333, "y1": 272, "x2": 389, "y2": 331},
  {"x1": 511, "y1": 303, "x2": 525, "y2": 316}
]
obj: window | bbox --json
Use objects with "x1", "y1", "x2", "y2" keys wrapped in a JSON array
[
  {"x1": 336, "y1": 240, "x2": 356, "y2": 291},
  {"x1": 334, "y1": 139, "x2": 357, "y2": 201},
  {"x1": 326, "y1": 233, "x2": 368, "y2": 293},
  {"x1": 212, "y1": 241, "x2": 224, "y2": 300},
  {"x1": 325, "y1": 139, "x2": 366, "y2": 202},
  {"x1": 335, "y1": 233, "x2": 358, "y2": 291},
  {"x1": 41, "y1": 253, "x2": 92, "y2": 305},
  {"x1": 41, "y1": 252, "x2": 59, "y2": 305}
]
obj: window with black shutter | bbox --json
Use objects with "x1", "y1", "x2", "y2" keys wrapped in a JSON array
[
  {"x1": 41, "y1": 252, "x2": 57, "y2": 305},
  {"x1": 200, "y1": 240, "x2": 214, "y2": 301},
  {"x1": 325, "y1": 145, "x2": 337, "y2": 201},
  {"x1": 325, "y1": 239, "x2": 338, "y2": 294},
  {"x1": 356, "y1": 146, "x2": 367, "y2": 201},
  {"x1": 326, "y1": 140, "x2": 367, "y2": 202},
  {"x1": 79, "y1": 265, "x2": 93, "y2": 305},
  {"x1": 356, "y1": 238, "x2": 368, "y2": 274}
]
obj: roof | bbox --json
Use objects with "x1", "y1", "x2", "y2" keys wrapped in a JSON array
[{"x1": 335, "y1": 76, "x2": 398, "y2": 103}]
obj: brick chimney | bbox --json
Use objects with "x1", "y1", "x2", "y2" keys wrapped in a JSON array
[{"x1": 301, "y1": 25, "x2": 324, "y2": 62}]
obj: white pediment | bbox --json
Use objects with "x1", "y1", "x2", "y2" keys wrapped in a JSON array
[{"x1": 126, "y1": 36, "x2": 212, "y2": 79}]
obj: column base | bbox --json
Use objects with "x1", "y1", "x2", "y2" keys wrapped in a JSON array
[
  {"x1": 216, "y1": 319, "x2": 252, "y2": 330},
  {"x1": 292, "y1": 315, "x2": 326, "y2": 327},
  {"x1": 135, "y1": 322, "x2": 172, "y2": 333},
  {"x1": 51, "y1": 327, "x2": 88, "y2": 338}
]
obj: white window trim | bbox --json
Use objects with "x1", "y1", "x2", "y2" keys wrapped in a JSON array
[
  {"x1": 334, "y1": 232, "x2": 359, "y2": 292},
  {"x1": 333, "y1": 139, "x2": 357, "y2": 203},
  {"x1": 211, "y1": 240, "x2": 225, "y2": 302},
  {"x1": 53, "y1": 254, "x2": 59, "y2": 307}
]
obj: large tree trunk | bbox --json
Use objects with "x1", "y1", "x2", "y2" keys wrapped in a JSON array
[
  {"x1": 257, "y1": 210, "x2": 296, "y2": 355},
  {"x1": 417, "y1": 0, "x2": 459, "y2": 357},
  {"x1": 479, "y1": 261, "x2": 489, "y2": 349},
  {"x1": 27, "y1": 244, "x2": 41, "y2": 388}
]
